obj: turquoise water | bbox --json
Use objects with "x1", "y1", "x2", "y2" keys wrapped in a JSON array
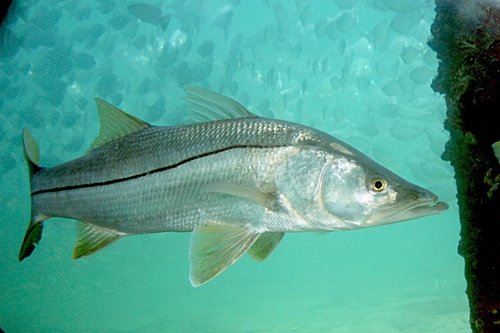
[{"x1": 1, "y1": 0, "x2": 470, "y2": 332}]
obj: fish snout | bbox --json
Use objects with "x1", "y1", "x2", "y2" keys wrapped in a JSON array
[
  {"x1": 414, "y1": 187, "x2": 439, "y2": 205},
  {"x1": 391, "y1": 186, "x2": 448, "y2": 223}
]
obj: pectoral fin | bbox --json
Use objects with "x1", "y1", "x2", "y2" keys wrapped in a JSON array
[
  {"x1": 189, "y1": 222, "x2": 260, "y2": 287},
  {"x1": 204, "y1": 182, "x2": 276, "y2": 209},
  {"x1": 73, "y1": 222, "x2": 123, "y2": 259},
  {"x1": 247, "y1": 232, "x2": 284, "y2": 262}
]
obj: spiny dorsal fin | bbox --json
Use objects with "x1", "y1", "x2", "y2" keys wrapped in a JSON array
[
  {"x1": 189, "y1": 222, "x2": 260, "y2": 287},
  {"x1": 88, "y1": 98, "x2": 150, "y2": 152},
  {"x1": 247, "y1": 232, "x2": 284, "y2": 262},
  {"x1": 183, "y1": 85, "x2": 257, "y2": 124},
  {"x1": 73, "y1": 222, "x2": 123, "y2": 259}
]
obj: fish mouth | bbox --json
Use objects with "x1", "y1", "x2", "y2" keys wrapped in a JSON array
[
  {"x1": 383, "y1": 199, "x2": 449, "y2": 224},
  {"x1": 367, "y1": 192, "x2": 449, "y2": 226}
]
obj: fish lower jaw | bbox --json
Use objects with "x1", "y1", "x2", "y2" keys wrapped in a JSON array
[{"x1": 374, "y1": 200, "x2": 449, "y2": 225}]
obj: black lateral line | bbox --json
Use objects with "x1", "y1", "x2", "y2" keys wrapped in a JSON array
[{"x1": 32, "y1": 144, "x2": 286, "y2": 195}]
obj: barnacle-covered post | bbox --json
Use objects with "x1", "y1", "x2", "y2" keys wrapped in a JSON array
[{"x1": 429, "y1": 0, "x2": 500, "y2": 331}]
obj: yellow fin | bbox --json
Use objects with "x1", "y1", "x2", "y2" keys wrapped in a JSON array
[
  {"x1": 22, "y1": 128, "x2": 42, "y2": 175},
  {"x1": 189, "y1": 222, "x2": 260, "y2": 287},
  {"x1": 88, "y1": 98, "x2": 150, "y2": 152},
  {"x1": 19, "y1": 129, "x2": 45, "y2": 261},
  {"x1": 73, "y1": 222, "x2": 123, "y2": 259},
  {"x1": 204, "y1": 182, "x2": 276, "y2": 209},
  {"x1": 183, "y1": 85, "x2": 257, "y2": 124},
  {"x1": 18, "y1": 221, "x2": 44, "y2": 261},
  {"x1": 247, "y1": 232, "x2": 284, "y2": 262}
]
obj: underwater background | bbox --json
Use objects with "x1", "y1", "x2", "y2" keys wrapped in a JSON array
[{"x1": 0, "y1": 0, "x2": 470, "y2": 332}]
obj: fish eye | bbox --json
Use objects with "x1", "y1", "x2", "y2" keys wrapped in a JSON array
[{"x1": 369, "y1": 178, "x2": 388, "y2": 192}]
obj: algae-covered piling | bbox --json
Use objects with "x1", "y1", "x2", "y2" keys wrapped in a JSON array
[{"x1": 429, "y1": 0, "x2": 500, "y2": 331}]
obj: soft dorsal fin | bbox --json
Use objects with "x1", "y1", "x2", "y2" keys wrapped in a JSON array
[
  {"x1": 183, "y1": 85, "x2": 257, "y2": 124},
  {"x1": 88, "y1": 98, "x2": 150, "y2": 152}
]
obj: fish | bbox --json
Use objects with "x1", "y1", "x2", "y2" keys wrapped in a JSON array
[
  {"x1": 492, "y1": 141, "x2": 500, "y2": 162},
  {"x1": 19, "y1": 85, "x2": 449, "y2": 287},
  {"x1": 128, "y1": 3, "x2": 171, "y2": 31},
  {"x1": 212, "y1": 5, "x2": 233, "y2": 41}
]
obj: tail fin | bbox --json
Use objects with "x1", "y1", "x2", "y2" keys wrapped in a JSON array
[
  {"x1": 19, "y1": 129, "x2": 45, "y2": 261},
  {"x1": 22, "y1": 128, "x2": 41, "y2": 175}
]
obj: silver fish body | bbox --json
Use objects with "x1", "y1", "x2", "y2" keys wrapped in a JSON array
[
  {"x1": 19, "y1": 86, "x2": 449, "y2": 286},
  {"x1": 32, "y1": 119, "x2": 330, "y2": 233}
]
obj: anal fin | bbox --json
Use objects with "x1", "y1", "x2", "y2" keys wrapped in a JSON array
[
  {"x1": 189, "y1": 222, "x2": 260, "y2": 287},
  {"x1": 73, "y1": 222, "x2": 123, "y2": 260},
  {"x1": 247, "y1": 232, "x2": 284, "y2": 262}
]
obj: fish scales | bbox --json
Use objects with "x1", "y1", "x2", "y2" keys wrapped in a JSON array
[
  {"x1": 31, "y1": 118, "x2": 321, "y2": 193},
  {"x1": 30, "y1": 118, "x2": 333, "y2": 235},
  {"x1": 32, "y1": 145, "x2": 307, "y2": 234},
  {"x1": 19, "y1": 85, "x2": 449, "y2": 286}
]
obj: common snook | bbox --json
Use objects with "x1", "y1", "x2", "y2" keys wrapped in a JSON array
[{"x1": 19, "y1": 86, "x2": 449, "y2": 286}]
